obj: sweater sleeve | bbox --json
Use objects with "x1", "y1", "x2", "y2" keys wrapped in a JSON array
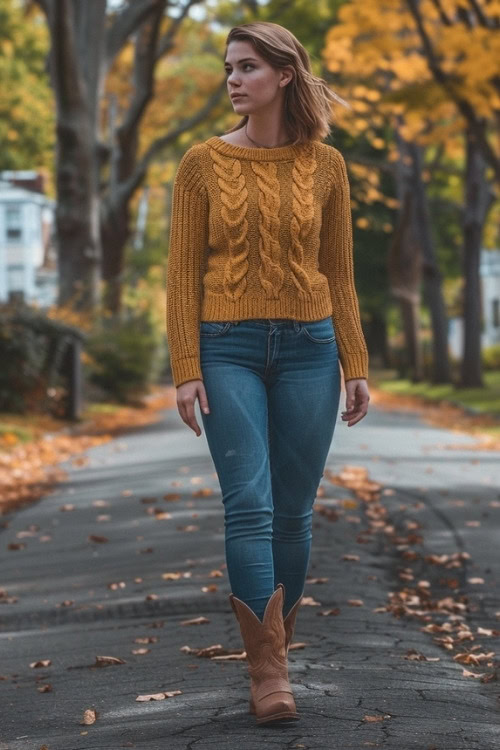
[
  {"x1": 166, "y1": 146, "x2": 209, "y2": 387},
  {"x1": 318, "y1": 149, "x2": 369, "y2": 381}
]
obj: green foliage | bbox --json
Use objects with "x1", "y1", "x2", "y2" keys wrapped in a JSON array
[
  {"x1": 0, "y1": 303, "x2": 83, "y2": 414},
  {"x1": 0, "y1": 0, "x2": 54, "y2": 172},
  {"x1": 0, "y1": 307, "x2": 44, "y2": 412},
  {"x1": 84, "y1": 310, "x2": 162, "y2": 404},
  {"x1": 482, "y1": 344, "x2": 500, "y2": 372},
  {"x1": 376, "y1": 369, "x2": 500, "y2": 416}
]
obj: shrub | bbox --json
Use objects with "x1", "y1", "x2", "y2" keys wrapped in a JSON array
[
  {"x1": 482, "y1": 344, "x2": 500, "y2": 371},
  {"x1": 0, "y1": 303, "x2": 84, "y2": 415},
  {"x1": 84, "y1": 310, "x2": 161, "y2": 403}
]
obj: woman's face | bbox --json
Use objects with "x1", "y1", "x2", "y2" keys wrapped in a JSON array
[{"x1": 224, "y1": 40, "x2": 292, "y2": 115}]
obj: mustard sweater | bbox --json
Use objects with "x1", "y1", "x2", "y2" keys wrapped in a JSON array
[{"x1": 166, "y1": 135, "x2": 369, "y2": 387}]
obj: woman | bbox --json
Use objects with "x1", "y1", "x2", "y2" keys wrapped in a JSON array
[{"x1": 166, "y1": 21, "x2": 370, "y2": 726}]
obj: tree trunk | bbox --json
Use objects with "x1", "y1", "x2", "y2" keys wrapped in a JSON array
[
  {"x1": 36, "y1": 0, "x2": 226, "y2": 315},
  {"x1": 388, "y1": 122, "x2": 423, "y2": 382},
  {"x1": 408, "y1": 141, "x2": 452, "y2": 383},
  {"x1": 366, "y1": 310, "x2": 391, "y2": 368},
  {"x1": 101, "y1": 202, "x2": 130, "y2": 314},
  {"x1": 48, "y1": 0, "x2": 106, "y2": 311},
  {"x1": 460, "y1": 128, "x2": 494, "y2": 387}
]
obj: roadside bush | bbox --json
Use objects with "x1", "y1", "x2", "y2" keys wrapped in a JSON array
[
  {"x1": 0, "y1": 303, "x2": 84, "y2": 415},
  {"x1": 84, "y1": 310, "x2": 162, "y2": 404},
  {"x1": 482, "y1": 344, "x2": 500, "y2": 371}
]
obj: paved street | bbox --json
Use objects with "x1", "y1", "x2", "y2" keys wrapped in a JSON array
[{"x1": 1, "y1": 390, "x2": 499, "y2": 750}]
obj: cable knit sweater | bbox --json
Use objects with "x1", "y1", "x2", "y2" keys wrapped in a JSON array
[{"x1": 166, "y1": 135, "x2": 369, "y2": 387}]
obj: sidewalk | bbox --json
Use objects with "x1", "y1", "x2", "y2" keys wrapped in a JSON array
[{"x1": 1, "y1": 391, "x2": 499, "y2": 749}]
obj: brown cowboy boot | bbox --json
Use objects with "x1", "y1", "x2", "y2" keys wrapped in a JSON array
[
  {"x1": 248, "y1": 587, "x2": 303, "y2": 715},
  {"x1": 229, "y1": 583, "x2": 300, "y2": 724}
]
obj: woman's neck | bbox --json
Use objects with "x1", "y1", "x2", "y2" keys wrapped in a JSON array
[{"x1": 244, "y1": 117, "x2": 291, "y2": 149}]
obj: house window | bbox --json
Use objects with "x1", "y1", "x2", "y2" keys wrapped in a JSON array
[
  {"x1": 5, "y1": 205, "x2": 22, "y2": 242},
  {"x1": 493, "y1": 299, "x2": 500, "y2": 328}
]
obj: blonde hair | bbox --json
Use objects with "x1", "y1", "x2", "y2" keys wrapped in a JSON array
[{"x1": 223, "y1": 21, "x2": 349, "y2": 145}]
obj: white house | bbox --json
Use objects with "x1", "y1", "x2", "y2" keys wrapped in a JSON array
[
  {"x1": 0, "y1": 171, "x2": 57, "y2": 308},
  {"x1": 480, "y1": 249, "x2": 500, "y2": 348},
  {"x1": 448, "y1": 248, "x2": 500, "y2": 357}
]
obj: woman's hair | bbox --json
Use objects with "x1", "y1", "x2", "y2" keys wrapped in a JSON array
[{"x1": 223, "y1": 21, "x2": 349, "y2": 145}]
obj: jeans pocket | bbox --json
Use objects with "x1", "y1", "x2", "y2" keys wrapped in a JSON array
[
  {"x1": 200, "y1": 321, "x2": 233, "y2": 337},
  {"x1": 301, "y1": 318, "x2": 336, "y2": 344}
]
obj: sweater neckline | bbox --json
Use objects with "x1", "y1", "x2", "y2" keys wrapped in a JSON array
[{"x1": 205, "y1": 135, "x2": 309, "y2": 161}]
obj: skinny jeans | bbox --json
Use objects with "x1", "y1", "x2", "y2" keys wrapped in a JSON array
[{"x1": 199, "y1": 317, "x2": 341, "y2": 620}]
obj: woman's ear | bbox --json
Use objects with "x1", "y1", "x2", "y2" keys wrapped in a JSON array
[{"x1": 280, "y1": 66, "x2": 294, "y2": 87}]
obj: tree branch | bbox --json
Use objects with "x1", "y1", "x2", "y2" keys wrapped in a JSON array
[
  {"x1": 104, "y1": 0, "x2": 165, "y2": 73},
  {"x1": 51, "y1": 0, "x2": 87, "y2": 114},
  {"x1": 429, "y1": 0, "x2": 452, "y2": 26},
  {"x1": 115, "y1": 2, "x2": 166, "y2": 163},
  {"x1": 108, "y1": 78, "x2": 226, "y2": 211},
  {"x1": 155, "y1": 0, "x2": 202, "y2": 60},
  {"x1": 405, "y1": 0, "x2": 500, "y2": 184},
  {"x1": 31, "y1": 0, "x2": 52, "y2": 16},
  {"x1": 467, "y1": 0, "x2": 497, "y2": 28}
]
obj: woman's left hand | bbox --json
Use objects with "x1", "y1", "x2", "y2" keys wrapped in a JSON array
[{"x1": 341, "y1": 378, "x2": 370, "y2": 427}]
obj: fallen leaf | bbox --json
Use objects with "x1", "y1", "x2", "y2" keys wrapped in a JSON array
[
  {"x1": 180, "y1": 617, "x2": 210, "y2": 626},
  {"x1": 404, "y1": 649, "x2": 440, "y2": 661},
  {"x1": 306, "y1": 577, "x2": 329, "y2": 584},
  {"x1": 37, "y1": 683, "x2": 52, "y2": 692},
  {"x1": 477, "y1": 627, "x2": 500, "y2": 636},
  {"x1": 454, "y1": 651, "x2": 495, "y2": 665},
  {"x1": 136, "y1": 690, "x2": 182, "y2": 701},
  {"x1": 80, "y1": 708, "x2": 98, "y2": 724},
  {"x1": 94, "y1": 655, "x2": 126, "y2": 667},
  {"x1": 363, "y1": 714, "x2": 391, "y2": 722},
  {"x1": 301, "y1": 596, "x2": 321, "y2": 606},
  {"x1": 462, "y1": 668, "x2": 486, "y2": 678}
]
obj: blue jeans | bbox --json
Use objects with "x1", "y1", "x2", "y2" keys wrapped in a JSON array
[{"x1": 199, "y1": 317, "x2": 341, "y2": 620}]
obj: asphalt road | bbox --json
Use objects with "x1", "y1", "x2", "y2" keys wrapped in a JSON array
[{"x1": 0, "y1": 391, "x2": 499, "y2": 750}]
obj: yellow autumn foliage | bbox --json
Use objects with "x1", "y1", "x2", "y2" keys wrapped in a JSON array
[{"x1": 323, "y1": 0, "x2": 500, "y2": 166}]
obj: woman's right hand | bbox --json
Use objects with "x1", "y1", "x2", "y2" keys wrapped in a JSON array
[{"x1": 176, "y1": 379, "x2": 210, "y2": 436}]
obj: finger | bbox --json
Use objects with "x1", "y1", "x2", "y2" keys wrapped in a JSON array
[
  {"x1": 198, "y1": 388, "x2": 210, "y2": 415},
  {"x1": 185, "y1": 401, "x2": 201, "y2": 436},
  {"x1": 178, "y1": 397, "x2": 200, "y2": 436},
  {"x1": 346, "y1": 409, "x2": 367, "y2": 426}
]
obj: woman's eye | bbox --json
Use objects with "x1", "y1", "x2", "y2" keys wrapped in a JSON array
[{"x1": 224, "y1": 64, "x2": 254, "y2": 76}]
